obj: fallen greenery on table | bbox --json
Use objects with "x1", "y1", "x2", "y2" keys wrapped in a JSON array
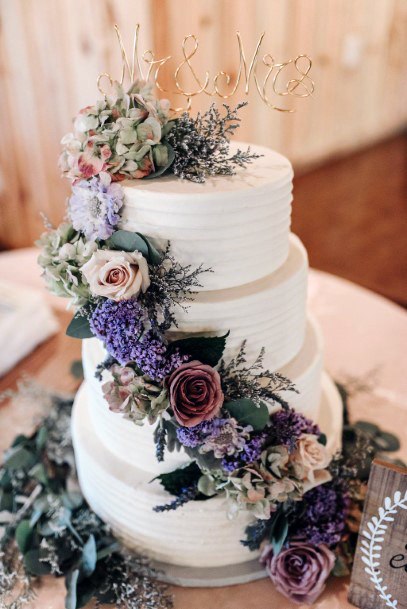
[
  {"x1": 0, "y1": 396, "x2": 173, "y2": 609},
  {"x1": 0, "y1": 379, "x2": 403, "y2": 607}
]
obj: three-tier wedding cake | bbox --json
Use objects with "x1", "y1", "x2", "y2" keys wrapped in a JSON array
[{"x1": 70, "y1": 142, "x2": 343, "y2": 569}]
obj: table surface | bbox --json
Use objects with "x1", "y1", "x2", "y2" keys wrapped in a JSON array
[{"x1": 1, "y1": 248, "x2": 407, "y2": 609}]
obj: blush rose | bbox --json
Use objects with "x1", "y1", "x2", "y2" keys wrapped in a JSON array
[
  {"x1": 262, "y1": 542, "x2": 335, "y2": 605},
  {"x1": 81, "y1": 249, "x2": 150, "y2": 300},
  {"x1": 291, "y1": 433, "x2": 332, "y2": 492},
  {"x1": 167, "y1": 360, "x2": 224, "y2": 427}
]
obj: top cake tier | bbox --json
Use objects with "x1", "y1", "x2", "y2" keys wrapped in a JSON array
[{"x1": 119, "y1": 143, "x2": 293, "y2": 291}]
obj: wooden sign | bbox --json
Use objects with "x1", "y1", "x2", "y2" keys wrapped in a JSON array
[{"x1": 349, "y1": 459, "x2": 407, "y2": 609}]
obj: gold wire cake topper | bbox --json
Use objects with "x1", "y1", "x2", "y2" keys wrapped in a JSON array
[{"x1": 97, "y1": 24, "x2": 314, "y2": 113}]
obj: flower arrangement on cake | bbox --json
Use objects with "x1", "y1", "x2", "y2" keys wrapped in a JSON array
[{"x1": 26, "y1": 77, "x2": 360, "y2": 607}]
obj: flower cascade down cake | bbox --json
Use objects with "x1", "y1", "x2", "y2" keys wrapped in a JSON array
[{"x1": 38, "y1": 80, "x2": 348, "y2": 602}]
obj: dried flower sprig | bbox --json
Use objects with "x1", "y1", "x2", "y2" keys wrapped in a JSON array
[
  {"x1": 218, "y1": 342, "x2": 298, "y2": 407},
  {"x1": 166, "y1": 103, "x2": 261, "y2": 183},
  {"x1": 143, "y1": 244, "x2": 211, "y2": 330}
]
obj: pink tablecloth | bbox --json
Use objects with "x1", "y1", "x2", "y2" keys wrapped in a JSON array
[{"x1": 1, "y1": 248, "x2": 406, "y2": 609}]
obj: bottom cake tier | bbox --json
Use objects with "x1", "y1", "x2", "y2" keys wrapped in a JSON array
[{"x1": 71, "y1": 373, "x2": 343, "y2": 574}]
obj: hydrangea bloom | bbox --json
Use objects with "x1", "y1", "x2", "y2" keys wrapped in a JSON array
[
  {"x1": 90, "y1": 299, "x2": 187, "y2": 381},
  {"x1": 36, "y1": 223, "x2": 97, "y2": 307},
  {"x1": 59, "y1": 80, "x2": 171, "y2": 182},
  {"x1": 68, "y1": 172, "x2": 124, "y2": 240},
  {"x1": 289, "y1": 481, "x2": 350, "y2": 546}
]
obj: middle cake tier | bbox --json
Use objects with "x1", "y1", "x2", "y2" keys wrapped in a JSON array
[
  {"x1": 168, "y1": 233, "x2": 308, "y2": 372},
  {"x1": 82, "y1": 314, "x2": 323, "y2": 474}
]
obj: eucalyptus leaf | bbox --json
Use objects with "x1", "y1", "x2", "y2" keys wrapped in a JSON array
[
  {"x1": 332, "y1": 554, "x2": 350, "y2": 577},
  {"x1": 224, "y1": 399, "x2": 269, "y2": 431},
  {"x1": 81, "y1": 535, "x2": 97, "y2": 577},
  {"x1": 65, "y1": 569, "x2": 80, "y2": 609},
  {"x1": 270, "y1": 512, "x2": 289, "y2": 556},
  {"x1": 354, "y1": 421, "x2": 380, "y2": 436},
  {"x1": 169, "y1": 332, "x2": 229, "y2": 367},
  {"x1": 30, "y1": 463, "x2": 48, "y2": 485},
  {"x1": 144, "y1": 142, "x2": 175, "y2": 179},
  {"x1": 66, "y1": 315, "x2": 94, "y2": 339},
  {"x1": 35, "y1": 426, "x2": 48, "y2": 452},
  {"x1": 318, "y1": 433, "x2": 327, "y2": 446},
  {"x1": 0, "y1": 489, "x2": 13, "y2": 512},
  {"x1": 16, "y1": 519, "x2": 33, "y2": 554},
  {"x1": 373, "y1": 431, "x2": 400, "y2": 452},
  {"x1": 154, "y1": 462, "x2": 201, "y2": 496},
  {"x1": 4, "y1": 446, "x2": 36, "y2": 471},
  {"x1": 24, "y1": 549, "x2": 52, "y2": 576},
  {"x1": 107, "y1": 230, "x2": 161, "y2": 265},
  {"x1": 70, "y1": 360, "x2": 84, "y2": 380},
  {"x1": 197, "y1": 475, "x2": 217, "y2": 497},
  {"x1": 96, "y1": 541, "x2": 120, "y2": 561}
]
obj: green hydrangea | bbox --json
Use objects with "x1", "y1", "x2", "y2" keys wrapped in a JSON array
[{"x1": 36, "y1": 223, "x2": 97, "y2": 307}]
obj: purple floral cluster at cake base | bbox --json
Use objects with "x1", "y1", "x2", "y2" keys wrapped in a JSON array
[{"x1": 289, "y1": 480, "x2": 350, "y2": 546}]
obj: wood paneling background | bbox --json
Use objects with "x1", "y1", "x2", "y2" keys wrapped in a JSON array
[{"x1": 0, "y1": 0, "x2": 406, "y2": 249}]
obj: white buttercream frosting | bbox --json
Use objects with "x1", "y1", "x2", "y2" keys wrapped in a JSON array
[
  {"x1": 119, "y1": 143, "x2": 293, "y2": 291},
  {"x1": 72, "y1": 142, "x2": 343, "y2": 570}
]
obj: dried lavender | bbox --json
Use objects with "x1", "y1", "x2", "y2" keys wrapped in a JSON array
[
  {"x1": 218, "y1": 342, "x2": 298, "y2": 407},
  {"x1": 154, "y1": 422, "x2": 167, "y2": 462},
  {"x1": 166, "y1": 103, "x2": 261, "y2": 183},
  {"x1": 153, "y1": 485, "x2": 199, "y2": 512}
]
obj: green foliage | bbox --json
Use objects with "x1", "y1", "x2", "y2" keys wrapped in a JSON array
[
  {"x1": 168, "y1": 332, "x2": 229, "y2": 367},
  {"x1": 145, "y1": 141, "x2": 175, "y2": 179},
  {"x1": 269, "y1": 511, "x2": 289, "y2": 556},
  {"x1": 107, "y1": 230, "x2": 161, "y2": 265},
  {"x1": 224, "y1": 398, "x2": 269, "y2": 431},
  {"x1": 66, "y1": 314, "x2": 94, "y2": 339},
  {"x1": 0, "y1": 395, "x2": 172, "y2": 609},
  {"x1": 154, "y1": 462, "x2": 201, "y2": 496}
]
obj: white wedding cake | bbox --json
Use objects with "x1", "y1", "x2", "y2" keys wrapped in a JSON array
[{"x1": 71, "y1": 143, "x2": 343, "y2": 568}]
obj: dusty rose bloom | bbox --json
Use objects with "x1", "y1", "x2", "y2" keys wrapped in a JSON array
[
  {"x1": 81, "y1": 249, "x2": 150, "y2": 301},
  {"x1": 262, "y1": 542, "x2": 335, "y2": 605},
  {"x1": 167, "y1": 360, "x2": 224, "y2": 427}
]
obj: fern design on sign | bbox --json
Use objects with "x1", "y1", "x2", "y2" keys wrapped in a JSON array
[{"x1": 361, "y1": 490, "x2": 407, "y2": 608}]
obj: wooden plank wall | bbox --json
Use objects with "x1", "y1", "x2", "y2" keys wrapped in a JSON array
[{"x1": 0, "y1": 0, "x2": 406, "y2": 249}]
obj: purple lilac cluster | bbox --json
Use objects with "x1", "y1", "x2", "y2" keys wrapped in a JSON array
[
  {"x1": 90, "y1": 299, "x2": 187, "y2": 381},
  {"x1": 269, "y1": 408, "x2": 320, "y2": 451},
  {"x1": 221, "y1": 432, "x2": 267, "y2": 473},
  {"x1": 290, "y1": 481, "x2": 350, "y2": 546}
]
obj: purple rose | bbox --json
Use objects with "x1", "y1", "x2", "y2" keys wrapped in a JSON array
[
  {"x1": 261, "y1": 542, "x2": 335, "y2": 605},
  {"x1": 167, "y1": 360, "x2": 224, "y2": 427}
]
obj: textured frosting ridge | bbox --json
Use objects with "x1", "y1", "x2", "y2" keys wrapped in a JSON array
[{"x1": 119, "y1": 143, "x2": 293, "y2": 291}]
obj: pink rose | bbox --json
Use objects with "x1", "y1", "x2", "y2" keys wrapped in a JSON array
[
  {"x1": 262, "y1": 542, "x2": 335, "y2": 605},
  {"x1": 291, "y1": 434, "x2": 332, "y2": 491},
  {"x1": 167, "y1": 360, "x2": 224, "y2": 427},
  {"x1": 81, "y1": 249, "x2": 150, "y2": 301}
]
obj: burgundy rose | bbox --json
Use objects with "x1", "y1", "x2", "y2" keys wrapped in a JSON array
[
  {"x1": 167, "y1": 360, "x2": 224, "y2": 427},
  {"x1": 261, "y1": 542, "x2": 335, "y2": 605}
]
